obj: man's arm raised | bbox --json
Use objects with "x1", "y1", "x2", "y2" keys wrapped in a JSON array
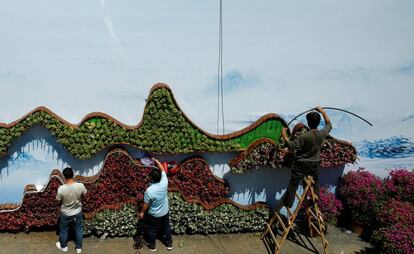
[
  {"x1": 152, "y1": 158, "x2": 166, "y2": 172},
  {"x1": 315, "y1": 106, "x2": 331, "y2": 125}
]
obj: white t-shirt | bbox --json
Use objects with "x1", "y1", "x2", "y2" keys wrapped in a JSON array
[{"x1": 56, "y1": 182, "x2": 87, "y2": 216}]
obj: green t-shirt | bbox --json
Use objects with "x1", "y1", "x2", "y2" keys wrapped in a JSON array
[{"x1": 287, "y1": 122, "x2": 332, "y2": 163}]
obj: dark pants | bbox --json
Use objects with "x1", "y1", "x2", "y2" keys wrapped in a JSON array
[
  {"x1": 145, "y1": 212, "x2": 172, "y2": 249},
  {"x1": 283, "y1": 161, "x2": 320, "y2": 208},
  {"x1": 59, "y1": 212, "x2": 83, "y2": 249}
]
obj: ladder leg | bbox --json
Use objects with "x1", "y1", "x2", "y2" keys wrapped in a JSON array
[
  {"x1": 261, "y1": 212, "x2": 278, "y2": 239},
  {"x1": 261, "y1": 175, "x2": 329, "y2": 254}
]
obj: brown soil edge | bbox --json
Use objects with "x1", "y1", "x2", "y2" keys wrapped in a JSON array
[
  {"x1": 0, "y1": 83, "x2": 287, "y2": 141},
  {"x1": 0, "y1": 148, "x2": 268, "y2": 214}
]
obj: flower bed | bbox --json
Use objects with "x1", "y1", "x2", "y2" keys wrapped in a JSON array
[
  {"x1": 229, "y1": 139, "x2": 287, "y2": 174},
  {"x1": 338, "y1": 168, "x2": 414, "y2": 253},
  {"x1": 385, "y1": 169, "x2": 414, "y2": 202},
  {"x1": 290, "y1": 124, "x2": 357, "y2": 168},
  {"x1": 371, "y1": 224, "x2": 414, "y2": 254},
  {"x1": 0, "y1": 84, "x2": 291, "y2": 159},
  {"x1": 83, "y1": 193, "x2": 269, "y2": 236},
  {"x1": 0, "y1": 148, "x2": 267, "y2": 233},
  {"x1": 317, "y1": 187, "x2": 343, "y2": 224},
  {"x1": 376, "y1": 199, "x2": 414, "y2": 228},
  {"x1": 228, "y1": 125, "x2": 357, "y2": 174},
  {"x1": 169, "y1": 192, "x2": 269, "y2": 234},
  {"x1": 84, "y1": 204, "x2": 138, "y2": 237},
  {"x1": 169, "y1": 157, "x2": 230, "y2": 208},
  {"x1": 338, "y1": 169, "x2": 385, "y2": 227},
  {"x1": 0, "y1": 175, "x2": 61, "y2": 232}
]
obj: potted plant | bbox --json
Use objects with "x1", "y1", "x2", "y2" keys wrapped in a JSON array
[
  {"x1": 338, "y1": 169, "x2": 385, "y2": 234},
  {"x1": 384, "y1": 169, "x2": 414, "y2": 203}
]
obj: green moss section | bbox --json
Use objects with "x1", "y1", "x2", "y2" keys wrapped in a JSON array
[
  {"x1": 137, "y1": 88, "x2": 239, "y2": 153},
  {"x1": 234, "y1": 120, "x2": 283, "y2": 148},
  {"x1": 0, "y1": 87, "x2": 284, "y2": 159},
  {"x1": 83, "y1": 193, "x2": 270, "y2": 236},
  {"x1": 0, "y1": 112, "x2": 132, "y2": 159}
]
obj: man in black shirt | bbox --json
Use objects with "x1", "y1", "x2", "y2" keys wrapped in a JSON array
[{"x1": 281, "y1": 106, "x2": 332, "y2": 208}]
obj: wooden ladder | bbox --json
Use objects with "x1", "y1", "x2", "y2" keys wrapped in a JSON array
[{"x1": 261, "y1": 176, "x2": 329, "y2": 254}]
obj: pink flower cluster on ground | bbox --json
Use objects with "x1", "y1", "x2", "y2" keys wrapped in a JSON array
[
  {"x1": 339, "y1": 168, "x2": 414, "y2": 253},
  {"x1": 385, "y1": 169, "x2": 414, "y2": 202},
  {"x1": 377, "y1": 199, "x2": 414, "y2": 227},
  {"x1": 317, "y1": 187, "x2": 343, "y2": 224},
  {"x1": 339, "y1": 169, "x2": 385, "y2": 225},
  {"x1": 372, "y1": 223, "x2": 414, "y2": 254}
]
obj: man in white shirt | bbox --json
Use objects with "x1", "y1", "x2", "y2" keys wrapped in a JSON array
[{"x1": 56, "y1": 167, "x2": 87, "y2": 254}]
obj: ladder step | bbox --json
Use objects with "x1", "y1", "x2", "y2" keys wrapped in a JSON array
[
  {"x1": 261, "y1": 175, "x2": 328, "y2": 254},
  {"x1": 275, "y1": 214, "x2": 287, "y2": 231}
]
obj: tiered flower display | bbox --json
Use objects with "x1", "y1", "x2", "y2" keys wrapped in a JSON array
[
  {"x1": 0, "y1": 148, "x2": 269, "y2": 235},
  {"x1": 0, "y1": 84, "x2": 286, "y2": 159},
  {"x1": 0, "y1": 83, "x2": 360, "y2": 237},
  {"x1": 229, "y1": 123, "x2": 357, "y2": 174}
]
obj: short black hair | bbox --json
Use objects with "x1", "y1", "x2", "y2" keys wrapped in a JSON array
[
  {"x1": 306, "y1": 111, "x2": 321, "y2": 129},
  {"x1": 150, "y1": 168, "x2": 161, "y2": 183},
  {"x1": 62, "y1": 167, "x2": 74, "y2": 180}
]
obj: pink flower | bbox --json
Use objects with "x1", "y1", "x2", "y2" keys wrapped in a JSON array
[
  {"x1": 339, "y1": 169, "x2": 385, "y2": 226},
  {"x1": 385, "y1": 169, "x2": 414, "y2": 203},
  {"x1": 318, "y1": 187, "x2": 343, "y2": 224}
]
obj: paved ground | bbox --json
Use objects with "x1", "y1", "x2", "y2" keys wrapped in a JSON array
[{"x1": 0, "y1": 225, "x2": 372, "y2": 254}]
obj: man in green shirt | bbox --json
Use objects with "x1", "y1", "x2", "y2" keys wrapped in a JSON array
[{"x1": 281, "y1": 106, "x2": 332, "y2": 208}]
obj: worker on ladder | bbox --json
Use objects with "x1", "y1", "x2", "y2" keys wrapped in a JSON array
[{"x1": 281, "y1": 106, "x2": 332, "y2": 209}]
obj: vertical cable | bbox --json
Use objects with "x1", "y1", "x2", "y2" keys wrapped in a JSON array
[
  {"x1": 217, "y1": 0, "x2": 225, "y2": 135},
  {"x1": 217, "y1": 1, "x2": 221, "y2": 135},
  {"x1": 220, "y1": 0, "x2": 225, "y2": 135}
]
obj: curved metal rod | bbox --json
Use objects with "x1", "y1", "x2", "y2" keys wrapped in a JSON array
[{"x1": 287, "y1": 107, "x2": 373, "y2": 127}]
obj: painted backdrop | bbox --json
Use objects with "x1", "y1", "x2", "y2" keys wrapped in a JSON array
[{"x1": 1, "y1": 0, "x2": 414, "y2": 205}]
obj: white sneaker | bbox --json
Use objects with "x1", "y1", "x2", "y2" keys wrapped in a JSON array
[
  {"x1": 55, "y1": 242, "x2": 68, "y2": 252},
  {"x1": 76, "y1": 248, "x2": 82, "y2": 254}
]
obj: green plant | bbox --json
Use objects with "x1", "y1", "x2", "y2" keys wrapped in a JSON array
[
  {"x1": 83, "y1": 193, "x2": 270, "y2": 237},
  {"x1": 169, "y1": 193, "x2": 269, "y2": 234},
  {"x1": 0, "y1": 85, "x2": 289, "y2": 159},
  {"x1": 84, "y1": 204, "x2": 138, "y2": 237}
]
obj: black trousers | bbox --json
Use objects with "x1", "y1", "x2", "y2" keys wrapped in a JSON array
[
  {"x1": 283, "y1": 161, "x2": 320, "y2": 208},
  {"x1": 145, "y1": 212, "x2": 172, "y2": 249}
]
